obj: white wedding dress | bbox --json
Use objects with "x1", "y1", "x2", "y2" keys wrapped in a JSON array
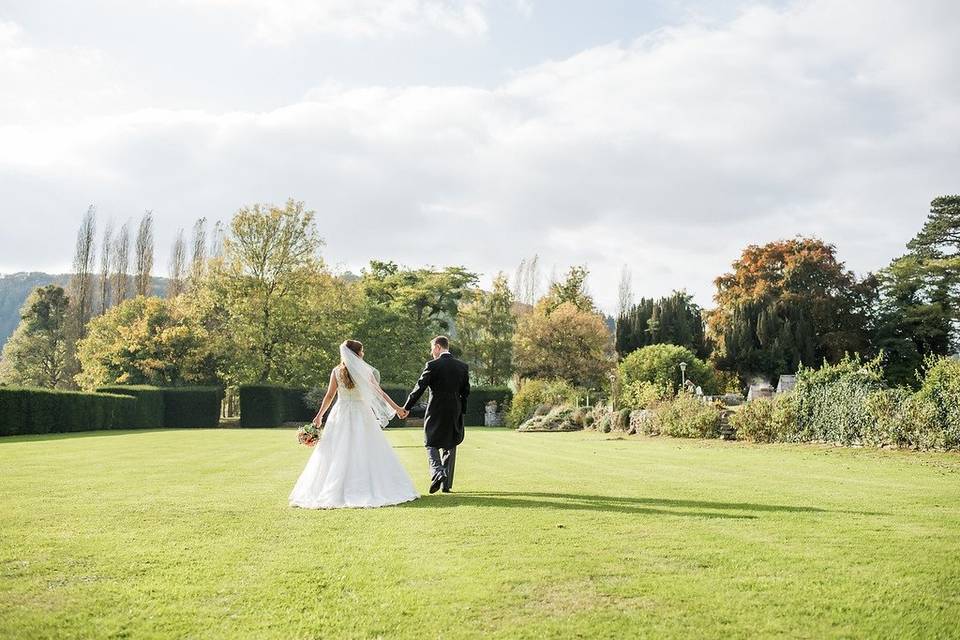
[{"x1": 289, "y1": 364, "x2": 419, "y2": 509}]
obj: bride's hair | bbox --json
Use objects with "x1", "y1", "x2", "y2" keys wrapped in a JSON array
[{"x1": 338, "y1": 340, "x2": 363, "y2": 389}]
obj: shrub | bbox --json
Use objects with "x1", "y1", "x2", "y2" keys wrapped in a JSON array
[
  {"x1": 916, "y1": 357, "x2": 960, "y2": 449},
  {"x1": 629, "y1": 409, "x2": 658, "y2": 435},
  {"x1": 620, "y1": 380, "x2": 670, "y2": 411},
  {"x1": 793, "y1": 354, "x2": 884, "y2": 445},
  {"x1": 163, "y1": 387, "x2": 223, "y2": 428},
  {"x1": 97, "y1": 385, "x2": 165, "y2": 428},
  {"x1": 507, "y1": 379, "x2": 578, "y2": 428},
  {"x1": 619, "y1": 344, "x2": 720, "y2": 395},
  {"x1": 516, "y1": 406, "x2": 582, "y2": 432},
  {"x1": 654, "y1": 394, "x2": 722, "y2": 438},
  {"x1": 615, "y1": 408, "x2": 631, "y2": 432},
  {"x1": 730, "y1": 393, "x2": 796, "y2": 443},
  {"x1": 864, "y1": 388, "x2": 941, "y2": 450},
  {"x1": 0, "y1": 387, "x2": 136, "y2": 435}
]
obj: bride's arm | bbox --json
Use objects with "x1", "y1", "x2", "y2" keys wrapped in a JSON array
[
  {"x1": 370, "y1": 374, "x2": 403, "y2": 413},
  {"x1": 313, "y1": 370, "x2": 339, "y2": 426}
]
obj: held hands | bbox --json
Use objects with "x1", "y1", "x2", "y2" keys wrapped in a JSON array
[{"x1": 396, "y1": 408, "x2": 409, "y2": 420}]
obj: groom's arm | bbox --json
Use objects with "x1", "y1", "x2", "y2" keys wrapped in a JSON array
[{"x1": 404, "y1": 361, "x2": 433, "y2": 411}]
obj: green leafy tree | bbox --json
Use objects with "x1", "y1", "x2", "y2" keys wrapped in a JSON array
[
  {"x1": 75, "y1": 296, "x2": 221, "y2": 389},
  {"x1": 213, "y1": 199, "x2": 324, "y2": 383},
  {"x1": 513, "y1": 300, "x2": 614, "y2": 389},
  {"x1": 619, "y1": 343, "x2": 719, "y2": 395},
  {"x1": 0, "y1": 285, "x2": 71, "y2": 388},
  {"x1": 543, "y1": 265, "x2": 594, "y2": 313},
  {"x1": 457, "y1": 273, "x2": 516, "y2": 385},
  {"x1": 360, "y1": 261, "x2": 478, "y2": 334}
]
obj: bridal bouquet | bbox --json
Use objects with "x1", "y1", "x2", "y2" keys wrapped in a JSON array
[{"x1": 297, "y1": 423, "x2": 320, "y2": 447}]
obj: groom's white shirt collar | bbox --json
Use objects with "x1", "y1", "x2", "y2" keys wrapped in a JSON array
[{"x1": 436, "y1": 350, "x2": 452, "y2": 359}]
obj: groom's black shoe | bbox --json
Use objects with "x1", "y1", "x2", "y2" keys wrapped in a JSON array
[
  {"x1": 429, "y1": 473, "x2": 444, "y2": 494},
  {"x1": 441, "y1": 486, "x2": 452, "y2": 493}
]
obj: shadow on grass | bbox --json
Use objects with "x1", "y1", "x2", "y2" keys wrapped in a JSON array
[
  {"x1": 400, "y1": 491, "x2": 756, "y2": 519},
  {"x1": 402, "y1": 491, "x2": 886, "y2": 518}
]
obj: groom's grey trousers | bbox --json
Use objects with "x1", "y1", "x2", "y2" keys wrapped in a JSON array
[{"x1": 426, "y1": 447, "x2": 456, "y2": 490}]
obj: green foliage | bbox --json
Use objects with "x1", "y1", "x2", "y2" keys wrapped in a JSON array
[
  {"x1": 616, "y1": 291, "x2": 709, "y2": 359},
  {"x1": 619, "y1": 344, "x2": 719, "y2": 394},
  {"x1": 513, "y1": 301, "x2": 614, "y2": 389},
  {"x1": 506, "y1": 378, "x2": 578, "y2": 428},
  {"x1": 915, "y1": 356, "x2": 960, "y2": 448},
  {"x1": 542, "y1": 266, "x2": 595, "y2": 313},
  {"x1": 708, "y1": 238, "x2": 873, "y2": 385},
  {"x1": 240, "y1": 385, "x2": 306, "y2": 427},
  {"x1": 864, "y1": 388, "x2": 942, "y2": 450},
  {"x1": 75, "y1": 296, "x2": 221, "y2": 389},
  {"x1": 96, "y1": 385, "x2": 165, "y2": 428},
  {"x1": 647, "y1": 395, "x2": 722, "y2": 438},
  {"x1": 619, "y1": 380, "x2": 671, "y2": 411},
  {"x1": 793, "y1": 354, "x2": 885, "y2": 445},
  {"x1": 0, "y1": 285, "x2": 70, "y2": 388},
  {"x1": 162, "y1": 387, "x2": 223, "y2": 428},
  {"x1": 516, "y1": 405, "x2": 581, "y2": 432},
  {"x1": 457, "y1": 274, "x2": 516, "y2": 386},
  {"x1": 729, "y1": 393, "x2": 796, "y2": 443},
  {"x1": 361, "y1": 260, "x2": 478, "y2": 334},
  {"x1": 0, "y1": 387, "x2": 135, "y2": 436},
  {"x1": 615, "y1": 408, "x2": 631, "y2": 432}
]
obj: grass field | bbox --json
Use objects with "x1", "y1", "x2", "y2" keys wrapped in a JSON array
[{"x1": 1, "y1": 427, "x2": 959, "y2": 639}]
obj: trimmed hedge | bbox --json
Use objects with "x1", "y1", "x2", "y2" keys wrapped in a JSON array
[
  {"x1": 163, "y1": 387, "x2": 224, "y2": 428},
  {"x1": 96, "y1": 385, "x2": 165, "y2": 428},
  {"x1": 465, "y1": 387, "x2": 512, "y2": 426},
  {"x1": 238, "y1": 383, "x2": 509, "y2": 428},
  {"x1": 96, "y1": 385, "x2": 223, "y2": 429},
  {"x1": 0, "y1": 387, "x2": 136, "y2": 436}
]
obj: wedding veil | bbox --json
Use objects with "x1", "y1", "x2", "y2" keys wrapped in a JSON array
[{"x1": 339, "y1": 341, "x2": 396, "y2": 428}]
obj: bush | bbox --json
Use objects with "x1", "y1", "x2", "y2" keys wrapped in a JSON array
[
  {"x1": 516, "y1": 406, "x2": 582, "y2": 432},
  {"x1": 916, "y1": 357, "x2": 960, "y2": 448},
  {"x1": 507, "y1": 379, "x2": 578, "y2": 428},
  {"x1": 864, "y1": 388, "x2": 941, "y2": 449},
  {"x1": 97, "y1": 385, "x2": 165, "y2": 428},
  {"x1": 730, "y1": 393, "x2": 796, "y2": 443},
  {"x1": 464, "y1": 387, "x2": 512, "y2": 426},
  {"x1": 240, "y1": 384, "x2": 303, "y2": 427},
  {"x1": 615, "y1": 408, "x2": 631, "y2": 432},
  {"x1": 619, "y1": 344, "x2": 720, "y2": 395},
  {"x1": 620, "y1": 380, "x2": 670, "y2": 411},
  {"x1": 0, "y1": 387, "x2": 136, "y2": 435},
  {"x1": 163, "y1": 387, "x2": 223, "y2": 428},
  {"x1": 653, "y1": 394, "x2": 722, "y2": 438},
  {"x1": 793, "y1": 355, "x2": 884, "y2": 445}
]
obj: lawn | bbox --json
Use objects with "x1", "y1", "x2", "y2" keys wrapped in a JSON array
[{"x1": 1, "y1": 427, "x2": 958, "y2": 639}]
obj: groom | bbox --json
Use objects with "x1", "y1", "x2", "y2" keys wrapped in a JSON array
[{"x1": 400, "y1": 336, "x2": 470, "y2": 494}]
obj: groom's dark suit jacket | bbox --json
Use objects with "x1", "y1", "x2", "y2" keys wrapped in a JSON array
[{"x1": 404, "y1": 352, "x2": 470, "y2": 449}]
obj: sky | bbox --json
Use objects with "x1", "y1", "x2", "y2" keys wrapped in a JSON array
[{"x1": 1, "y1": 0, "x2": 958, "y2": 314}]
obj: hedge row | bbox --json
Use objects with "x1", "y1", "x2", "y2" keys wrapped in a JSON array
[
  {"x1": 239, "y1": 385, "x2": 314, "y2": 428},
  {"x1": 96, "y1": 385, "x2": 224, "y2": 429},
  {"x1": 0, "y1": 387, "x2": 137, "y2": 436},
  {"x1": 238, "y1": 383, "x2": 512, "y2": 427}
]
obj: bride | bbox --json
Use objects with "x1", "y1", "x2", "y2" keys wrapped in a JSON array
[{"x1": 289, "y1": 340, "x2": 419, "y2": 509}]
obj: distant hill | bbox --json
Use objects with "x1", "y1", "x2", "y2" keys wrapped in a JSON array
[{"x1": 0, "y1": 272, "x2": 169, "y2": 351}]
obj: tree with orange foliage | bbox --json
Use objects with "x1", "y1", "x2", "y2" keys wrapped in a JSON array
[{"x1": 708, "y1": 238, "x2": 873, "y2": 385}]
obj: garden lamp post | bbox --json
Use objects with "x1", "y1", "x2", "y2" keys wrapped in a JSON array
[{"x1": 679, "y1": 361, "x2": 687, "y2": 389}]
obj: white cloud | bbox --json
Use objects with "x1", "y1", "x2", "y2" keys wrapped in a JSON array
[
  {"x1": 177, "y1": 0, "x2": 489, "y2": 44},
  {"x1": 1, "y1": 1, "x2": 958, "y2": 313}
]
